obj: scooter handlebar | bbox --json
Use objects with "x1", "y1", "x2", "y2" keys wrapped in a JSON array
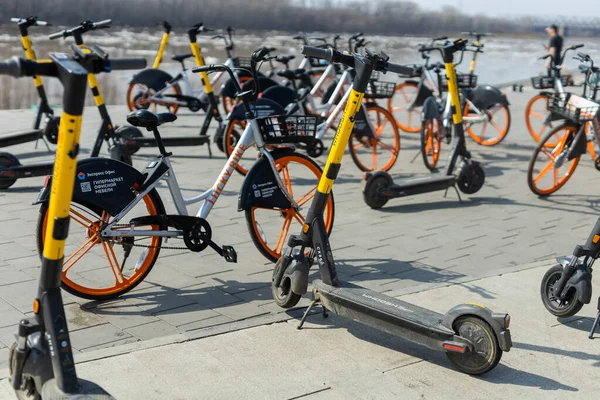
[
  {"x1": 109, "y1": 58, "x2": 147, "y2": 71},
  {"x1": 0, "y1": 57, "x2": 23, "y2": 77}
]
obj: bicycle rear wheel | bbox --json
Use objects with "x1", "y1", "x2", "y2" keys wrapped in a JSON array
[
  {"x1": 527, "y1": 124, "x2": 581, "y2": 196},
  {"x1": 246, "y1": 151, "x2": 335, "y2": 262},
  {"x1": 349, "y1": 104, "x2": 400, "y2": 172},
  {"x1": 36, "y1": 190, "x2": 165, "y2": 300},
  {"x1": 126, "y1": 82, "x2": 181, "y2": 114},
  {"x1": 387, "y1": 82, "x2": 421, "y2": 133},
  {"x1": 464, "y1": 102, "x2": 511, "y2": 146}
]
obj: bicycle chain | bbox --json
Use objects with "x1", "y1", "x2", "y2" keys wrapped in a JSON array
[{"x1": 110, "y1": 223, "x2": 191, "y2": 251}]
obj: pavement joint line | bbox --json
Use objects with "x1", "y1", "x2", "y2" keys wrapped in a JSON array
[
  {"x1": 286, "y1": 387, "x2": 333, "y2": 400},
  {"x1": 193, "y1": 268, "x2": 235, "y2": 278},
  {"x1": 368, "y1": 244, "x2": 389, "y2": 251},
  {"x1": 246, "y1": 268, "x2": 273, "y2": 276},
  {"x1": 381, "y1": 358, "x2": 424, "y2": 373},
  {"x1": 529, "y1": 241, "x2": 545, "y2": 247},
  {"x1": 484, "y1": 252, "x2": 504, "y2": 259},
  {"x1": 465, "y1": 234, "x2": 487, "y2": 242},
  {"x1": 444, "y1": 254, "x2": 470, "y2": 262}
]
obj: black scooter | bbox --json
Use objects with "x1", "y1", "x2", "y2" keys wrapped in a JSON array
[
  {"x1": 272, "y1": 42, "x2": 511, "y2": 375},
  {"x1": 0, "y1": 20, "x2": 143, "y2": 190},
  {"x1": 3, "y1": 48, "x2": 115, "y2": 399},
  {"x1": 362, "y1": 45, "x2": 487, "y2": 209},
  {"x1": 541, "y1": 217, "x2": 600, "y2": 338}
]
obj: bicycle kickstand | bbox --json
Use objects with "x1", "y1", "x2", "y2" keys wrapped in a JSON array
[{"x1": 589, "y1": 297, "x2": 600, "y2": 339}]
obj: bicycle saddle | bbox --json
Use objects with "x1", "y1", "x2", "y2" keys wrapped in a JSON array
[
  {"x1": 127, "y1": 110, "x2": 177, "y2": 129},
  {"x1": 172, "y1": 53, "x2": 194, "y2": 62},
  {"x1": 275, "y1": 55, "x2": 296, "y2": 65}
]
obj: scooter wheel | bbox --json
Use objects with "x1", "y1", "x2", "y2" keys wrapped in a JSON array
[
  {"x1": 540, "y1": 264, "x2": 585, "y2": 318},
  {"x1": 363, "y1": 175, "x2": 390, "y2": 209},
  {"x1": 272, "y1": 258, "x2": 302, "y2": 308},
  {"x1": 9, "y1": 343, "x2": 41, "y2": 399},
  {"x1": 457, "y1": 162, "x2": 485, "y2": 195},
  {"x1": 446, "y1": 316, "x2": 502, "y2": 375},
  {"x1": 595, "y1": 157, "x2": 600, "y2": 171},
  {"x1": 115, "y1": 126, "x2": 143, "y2": 155},
  {"x1": 0, "y1": 153, "x2": 20, "y2": 190}
]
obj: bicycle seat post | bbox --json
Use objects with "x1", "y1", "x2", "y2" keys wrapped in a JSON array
[{"x1": 151, "y1": 127, "x2": 171, "y2": 157}]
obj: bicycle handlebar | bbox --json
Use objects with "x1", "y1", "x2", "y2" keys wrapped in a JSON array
[
  {"x1": 49, "y1": 19, "x2": 112, "y2": 40},
  {"x1": 162, "y1": 21, "x2": 172, "y2": 33}
]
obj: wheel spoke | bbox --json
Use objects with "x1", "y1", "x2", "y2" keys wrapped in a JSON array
[
  {"x1": 297, "y1": 186, "x2": 317, "y2": 207},
  {"x1": 101, "y1": 241, "x2": 125, "y2": 286},
  {"x1": 530, "y1": 110, "x2": 544, "y2": 119},
  {"x1": 70, "y1": 208, "x2": 94, "y2": 229},
  {"x1": 533, "y1": 160, "x2": 554, "y2": 184},
  {"x1": 63, "y1": 236, "x2": 100, "y2": 275},
  {"x1": 489, "y1": 119, "x2": 504, "y2": 134},
  {"x1": 275, "y1": 214, "x2": 294, "y2": 254}
]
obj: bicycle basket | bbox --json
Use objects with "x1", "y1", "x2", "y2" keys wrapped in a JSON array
[
  {"x1": 440, "y1": 73, "x2": 478, "y2": 91},
  {"x1": 547, "y1": 93, "x2": 600, "y2": 123},
  {"x1": 255, "y1": 115, "x2": 318, "y2": 145},
  {"x1": 365, "y1": 81, "x2": 395, "y2": 99},
  {"x1": 531, "y1": 74, "x2": 572, "y2": 89},
  {"x1": 233, "y1": 56, "x2": 252, "y2": 70}
]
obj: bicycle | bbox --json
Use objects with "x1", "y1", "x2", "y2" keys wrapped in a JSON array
[
  {"x1": 527, "y1": 52, "x2": 600, "y2": 196},
  {"x1": 5, "y1": 45, "x2": 122, "y2": 400},
  {"x1": 35, "y1": 48, "x2": 335, "y2": 300},
  {"x1": 525, "y1": 44, "x2": 583, "y2": 144}
]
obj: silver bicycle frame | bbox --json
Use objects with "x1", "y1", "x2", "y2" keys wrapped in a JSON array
[{"x1": 101, "y1": 119, "x2": 299, "y2": 239}]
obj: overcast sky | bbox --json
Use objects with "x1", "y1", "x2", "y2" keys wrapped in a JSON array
[{"x1": 416, "y1": 0, "x2": 600, "y2": 18}]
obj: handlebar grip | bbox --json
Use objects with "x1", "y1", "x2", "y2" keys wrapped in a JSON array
[
  {"x1": 10, "y1": 18, "x2": 20, "y2": 22},
  {"x1": 539, "y1": 54, "x2": 551, "y2": 60},
  {"x1": 192, "y1": 65, "x2": 221, "y2": 73},
  {"x1": 0, "y1": 57, "x2": 23, "y2": 77},
  {"x1": 300, "y1": 45, "x2": 334, "y2": 62},
  {"x1": 95, "y1": 19, "x2": 112, "y2": 28},
  {"x1": 252, "y1": 47, "x2": 273, "y2": 62},
  {"x1": 572, "y1": 44, "x2": 584, "y2": 49},
  {"x1": 109, "y1": 58, "x2": 147, "y2": 70},
  {"x1": 385, "y1": 62, "x2": 417, "y2": 76},
  {"x1": 433, "y1": 36, "x2": 448, "y2": 41},
  {"x1": 48, "y1": 30, "x2": 65, "y2": 40}
]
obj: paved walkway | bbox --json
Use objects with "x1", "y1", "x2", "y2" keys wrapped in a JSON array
[
  {"x1": 2, "y1": 264, "x2": 599, "y2": 399},
  {"x1": 0, "y1": 91, "x2": 599, "y2": 368}
]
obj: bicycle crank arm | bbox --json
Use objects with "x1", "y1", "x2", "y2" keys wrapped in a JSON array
[{"x1": 205, "y1": 240, "x2": 237, "y2": 263}]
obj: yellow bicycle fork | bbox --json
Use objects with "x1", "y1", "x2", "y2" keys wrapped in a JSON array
[{"x1": 469, "y1": 40, "x2": 480, "y2": 73}]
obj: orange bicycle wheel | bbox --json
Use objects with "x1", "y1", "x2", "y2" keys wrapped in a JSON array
[
  {"x1": 246, "y1": 151, "x2": 335, "y2": 262},
  {"x1": 387, "y1": 82, "x2": 421, "y2": 133},
  {"x1": 525, "y1": 94, "x2": 560, "y2": 144},
  {"x1": 126, "y1": 81, "x2": 180, "y2": 114},
  {"x1": 420, "y1": 118, "x2": 442, "y2": 171},
  {"x1": 36, "y1": 190, "x2": 164, "y2": 300},
  {"x1": 348, "y1": 104, "x2": 400, "y2": 172},
  {"x1": 527, "y1": 124, "x2": 581, "y2": 196},
  {"x1": 464, "y1": 102, "x2": 511, "y2": 146}
]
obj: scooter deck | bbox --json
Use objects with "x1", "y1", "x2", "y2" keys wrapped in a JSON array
[
  {"x1": 0, "y1": 129, "x2": 43, "y2": 148},
  {"x1": 132, "y1": 135, "x2": 210, "y2": 148},
  {"x1": 313, "y1": 279, "x2": 455, "y2": 350},
  {"x1": 0, "y1": 161, "x2": 53, "y2": 179},
  {"x1": 385, "y1": 174, "x2": 455, "y2": 197}
]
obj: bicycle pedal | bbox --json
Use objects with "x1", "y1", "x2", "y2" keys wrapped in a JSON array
[{"x1": 222, "y1": 245, "x2": 237, "y2": 263}]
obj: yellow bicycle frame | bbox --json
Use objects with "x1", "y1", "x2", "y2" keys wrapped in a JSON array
[{"x1": 20, "y1": 32, "x2": 45, "y2": 89}]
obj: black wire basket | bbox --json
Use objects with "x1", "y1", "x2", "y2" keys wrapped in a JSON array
[
  {"x1": 365, "y1": 81, "x2": 396, "y2": 99},
  {"x1": 255, "y1": 115, "x2": 319, "y2": 145},
  {"x1": 531, "y1": 74, "x2": 572, "y2": 89},
  {"x1": 440, "y1": 73, "x2": 478, "y2": 91},
  {"x1": 233, "y1": 56, "x2": 252, "y2": 70},
  {"x1": 547, "y1": 93, "x2": 600, "y2": 123}
]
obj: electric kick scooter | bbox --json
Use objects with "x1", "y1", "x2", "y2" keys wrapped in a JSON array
[
  {"x1": 4, "y1": 50, "x2": 116, "y2": 399},
  {"x1": 0, "y1": 19, "x2": 144, "y2": 190},
  {"x1": 0, "y1": 17, "x2": 58, "y2": 151},
  {"x1": 362, "y1": 43, "x2": 486, "y2": 209},
  {"x1": 272, "y1": 42, "x2": 512, "y2": 375}
]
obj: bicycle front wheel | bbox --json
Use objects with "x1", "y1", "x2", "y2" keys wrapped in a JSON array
[
  {"x1": 464, "y1": 102, "x2": 511, "y2": 146},
  {"x1": 349, "y1": 104, "x2": 400, "y2": 172},
  {"x1": 387, "y1": 82, "x2": 421, "y2": 133},
  {"x1": 246, "y1": 151, "x2": 335, "y2": 262},
  {"x1": 527, "y1": 124, "x2": 581, "y2": 196},
  {"x1": 36, "y1": 190, "x2": 165, "y2": 300},
  {"x1": 525, "y1": 94, "x2": 560, "y2": 144},
  {"x1": 420, "y1": 118, "x2": 442, "y2": 171}
]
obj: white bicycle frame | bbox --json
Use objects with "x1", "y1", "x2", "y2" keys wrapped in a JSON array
[
  {"x1": 100, "y1": 120, "x2": 299, "y2": 239},
  {"x1": 147, "y1": 58, "x2": 239, "y2": 106}
]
